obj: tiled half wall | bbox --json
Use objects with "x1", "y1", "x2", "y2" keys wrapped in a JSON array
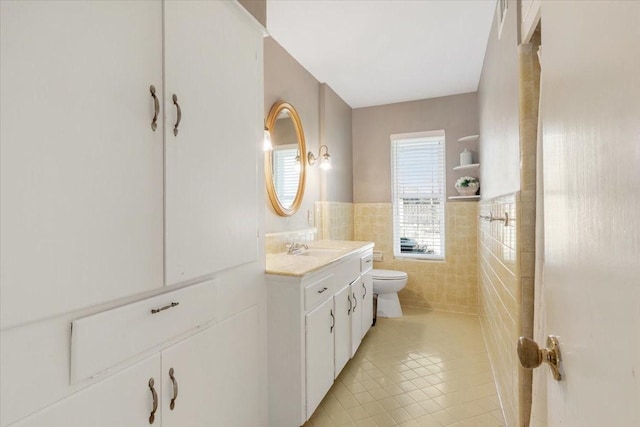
[
  {"x1": 354, "y1": 202, "x2": 479, "y2": 314},
  {"x1": 478, "y1": 193, "x2": 535, "y2": 427}
]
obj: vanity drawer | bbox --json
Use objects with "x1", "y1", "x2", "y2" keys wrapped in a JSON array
[
  {"x1": 360, "y1": 253, "x2": 373, "y2": 273},
  {"x1": 70, "y1": 279, "x2": 217, "y2": 383},
  {"x1": 304, "y1": 274, "x2": 333, "y2": 311}
]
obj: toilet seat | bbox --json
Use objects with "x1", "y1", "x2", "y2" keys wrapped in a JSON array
[{"x1": 372, "y1": 269, "x2": 408, "y2": 280}]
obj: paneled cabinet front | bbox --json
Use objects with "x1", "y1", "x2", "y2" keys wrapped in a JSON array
[
  {"x1": 14, "y1": 306, "x2": 260, "y2": 427},
  {"x1": 0, "y1": 0, "x2": 261, "y2": 328},
  {"x1": 266, "y1": 246, "x2": 374, "y2": 427}
]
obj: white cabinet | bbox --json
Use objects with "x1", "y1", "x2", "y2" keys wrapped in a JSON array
[
  {"x1": 164, "y1": 0, "x2": 260, "y2": 285},
  {"x1": 12, "y1": 355, "x2": 161, "y2": 427},
  {"x1": 349, "y1": 278, "x2": 363, "y2": 357},
  {"x1": 304, "y1": 298, "x2": 335, "y2": 419},
  {"x1": 0, "y1": 0, "x2": 262, "y2": 328},
  {"x1": 361, "y1": 271, "x2": 374, "y2": 339},
  {"x1": 333, "y1": 285, "x2": 352, "y2": 378},
  {"x1": 0, "y1": 0, "x2": 164, "y2": 329},
  {"x1": 161, "y1": 306, "x2": 260, "y2": 427},
  {"x1": 14, "y1": 306, "x2": 260, "y2": 427},
  {"x1": 266, "y1": 244, "x2": 374, "y2": 427}
]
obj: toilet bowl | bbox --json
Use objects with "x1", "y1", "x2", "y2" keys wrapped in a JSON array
[{"x1": 372, "y1": 269, "x2": 408, "y2": 318}]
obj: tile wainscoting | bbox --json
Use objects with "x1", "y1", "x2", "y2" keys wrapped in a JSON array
[{"x1": 354, "y1": 202, "x2": 479, "y2": 315}]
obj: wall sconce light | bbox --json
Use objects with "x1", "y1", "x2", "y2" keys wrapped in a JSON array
[
  {"x1": 294, "y1": 150, "x2": 301, "y2": 172},
  {"x1": 308, "y1": 145, "x2": 332, "y2": 170},
  {"x1": 263, "y1": 126, "x2": 273, "y2": 151}
]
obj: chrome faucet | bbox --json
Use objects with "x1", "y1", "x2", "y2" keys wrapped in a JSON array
[{"x1": 286, "y1": 242, "x2": 309, "y2": 255}]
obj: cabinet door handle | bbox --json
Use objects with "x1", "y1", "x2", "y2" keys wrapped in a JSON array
[
  {"x1": 150, "y1": 85, "x2": 159, "y2": 131},
  {"x1": 347, "y1": 294, "x2": 352, "y2": 315},
  {"x1": 317, "y1": 287, "x2": 328, "y2": 294},
  {"x1": 150, "y1": 301, "x2": 179, "y2": 314},
  {"x1": 330, "y1": 309, "x2": 335, "y2": 333},
  {"x1": 169, "y1": 367, "x2": 179, "y2": 410},
  {"x1": 362, "y1": 282, "x2": 367, "y2": 299},
  {"x1": 148, "y1": 378, "x2": 158, "y2": 424},
  {"x1": 353, "y1": 292, "x2": 357, "y2": 311},
  {"x1": 172, "y1": 94, "x2": 182, "y2": 136}
]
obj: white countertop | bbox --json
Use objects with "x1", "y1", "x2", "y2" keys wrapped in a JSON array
[{"x1": 265, "y1": 240, "x2": 374, "y2": 277}]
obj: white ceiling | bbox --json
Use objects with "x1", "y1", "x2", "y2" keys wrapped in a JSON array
[{"x1": 266, "y1": 0, "x2": 496, "y2": 109}]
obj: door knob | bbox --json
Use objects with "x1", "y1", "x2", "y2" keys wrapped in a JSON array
[{"x1": 517, "y1": 335, "x2": 562, "y2": 381}]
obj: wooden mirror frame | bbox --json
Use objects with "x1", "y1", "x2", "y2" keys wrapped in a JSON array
[{"x1": 264, "y1": 101, "x2": 307, "y2": 216}]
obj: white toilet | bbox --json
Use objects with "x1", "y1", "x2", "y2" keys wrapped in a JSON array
[{"x1": 372, "y1": 269, "x2": 408, "y2": 318}]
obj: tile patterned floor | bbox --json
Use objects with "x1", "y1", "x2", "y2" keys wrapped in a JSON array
[{"x1": 303, "y1": 308, "x2": 505, "y2": 427}]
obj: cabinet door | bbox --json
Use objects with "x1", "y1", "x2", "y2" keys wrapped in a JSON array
[
  {"x1": 305, "y1": 298, "x2": 335, "y2": 420},
  {"x1": 361, "y1": 272, "x2": 374, "y2": 338},
  {"x1": 161, "y1": 306, "x2": 260, "y2": 427},
  {"x1": 164, "y1": 0, "x2": 262, "y2": 285},
  {"x1": 0, "y1": 0, "x2": 164, "y2": 328},
  {"x1": 12, "y1": 355, "x2": 161, "y2": 427},
  {"x1": 350, "y1": 280, "x2": 363, "y2": 357},
  {"x1": 333, "y1": 285, "x2": 351, "y2": 378}
]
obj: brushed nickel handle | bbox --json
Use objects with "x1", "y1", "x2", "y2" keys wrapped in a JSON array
[
  {"x1": 352, "y1": 292, "x2": 357, "y2": 311},
  {"x1": 172, "y1": 94, "x2": 181, "y2": 136},
  {"x1": 317, "y1": 287, "x2": 328, "y2": 294},
  {"x1": 347, "y1": 294, "x2": 352, "y2": 315},
  {"x1": 518, "y1": 336, "x2": 562, "y2": 381},
  {"x1": 330, "y1": 309, "x2": 335, "y2": 333},
  {"x1": 169, "y1": 367, "x2": 179, "y2": 410},
  {"x1": 362, "y1": 282, "x2": 367, "y2": 299},
  {"x1": 150, "y1": 301, "x2": 179, "y2": 314},
  {"x1": 150, "y1": 85, "x2": 159, "y2": 131},
  {"x1": 148, "y1": 378, "x2": 158, "y2": 424}
]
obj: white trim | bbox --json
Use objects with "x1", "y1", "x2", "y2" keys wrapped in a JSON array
[{"x1": 390, "y1": 129, "x2": 445, "y2": 141}]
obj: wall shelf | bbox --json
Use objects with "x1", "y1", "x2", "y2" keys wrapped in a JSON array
[
  {"x1": 453, "y1": 163, "x2": 480, "y2": 171},
  {"x1": 457, "y1": 135, "x2": 479, "y2": 143},
  {"x1": 448, "y1": 195, "x2": 480, "y2": 200}
]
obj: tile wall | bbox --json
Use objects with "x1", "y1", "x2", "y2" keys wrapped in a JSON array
[
  {"x1": 315, "y1": 201, "x2": 355, "y2": 241},
  {"x1": 265, "y1": 228, "x2": 317, "y2": 254},
  {"x1": 354, "y1": 202, "x2": 479, "y2": 315}
]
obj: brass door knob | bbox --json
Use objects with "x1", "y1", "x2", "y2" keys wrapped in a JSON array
[{"x1": 517, "y1": 335, "x2": 562, "y2": 381}]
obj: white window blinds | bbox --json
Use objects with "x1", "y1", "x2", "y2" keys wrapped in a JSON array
[
  {"x1": 272, "y1": 145, "x2": 299, "y2": 208},
  {"x1": 391, "y1": 131, "x2": 446, "y2": 260}
]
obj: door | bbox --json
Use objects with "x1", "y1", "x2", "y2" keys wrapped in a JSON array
[
  {"x1": 333, "y1": 285, "x2": 351, "y2": 378},
  {"x1": 0, "y1": 0, "x2": 164, "y2": 328},
  {"x1": 305, "y1": 297, "x2": 334, "y2": 420},
  {"x1": 161, "y1": 306, "x2": 260, "y2": 427},
  {"x1": 164, "y1": 0, "x2": 261, "y2": 285},
  {"x1": 12, "y1": 355, "x2": 161, "y2": 427},
  {"x1": 360, "y1": 272, "x2": 374, "y2": 338},
  {"x1": 534, "y1": 2, "x2": 640, "y2": 426},
  {"x1": 350, "y1": 279, "x2": 362, "y2": 357}
]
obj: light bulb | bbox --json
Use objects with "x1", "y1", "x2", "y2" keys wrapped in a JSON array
[{"x1": 263, "y1": 128, "x2": 272, "y2": 151}]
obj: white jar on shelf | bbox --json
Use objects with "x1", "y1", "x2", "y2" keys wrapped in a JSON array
[{"x1": 460, "y1": 148, "x2": 473, "y2": 166}]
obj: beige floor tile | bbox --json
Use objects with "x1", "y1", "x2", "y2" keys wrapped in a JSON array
[
  {"x1": 344, "y1": 405, "x2": 370, "y2": 421},
  {"x1": 387, "y1": 407, "x2": 414, "y2": 424},
  {"x1": 304, "y1": 309, "x2": 505, "y2": 427},
  {"x1": 371, "y1": 412, "x2": 398, "y2": 427}
]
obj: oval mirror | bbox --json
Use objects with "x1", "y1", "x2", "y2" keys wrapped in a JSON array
[{"x1": 265, "y1": 101, "x2": 307, "y2": 216}]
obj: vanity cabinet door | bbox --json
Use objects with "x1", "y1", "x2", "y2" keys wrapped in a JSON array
[
  {"x1": 350, "y1": 279, "x2": 363, "y2": 357},
  {"x1": 333, "y1": 285, "x2": 352, "y2": 378},
  {"x1": 161, "y1": 306, "x2": 260, "y2": 427},
  {"x1": 12, "y1": 355, "x2": 161, "y2": 427},
  {"x1": 361, "y1": 272, "x2": 374, "y2": 338},
  {"x1": 305, "y1": 297, "x2": 335, "y2": 420},
  {"x1": 0, "y1": 0, "x2": 164, "y2": 329},
  {"x1": 164, "y1": 0, "x2": 262, "y2": 286}
]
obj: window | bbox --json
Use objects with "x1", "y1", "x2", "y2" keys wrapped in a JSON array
[
  {"x1": 391, "y1": 131, "x2": 446, "y2": 260},
  {"x1": 272, "y1": 144, "x2": 299, "y2": 208}
]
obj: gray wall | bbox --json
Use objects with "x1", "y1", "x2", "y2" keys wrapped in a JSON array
[
  {"x1": 320, "y1": 84, "x2": 353, "y2": 203},
  {"x1": 352, "y1": 93, "x2": 479, "y2": 202},
  {"x1": 264, "y1": 38, "x2": 354, "y2": 233},
  {"x1": 478, "y1": 0, "x2": 520, "y2": 200},
  {"x1": 238, "y1": 0, "x2": 266, "y2": 27}
]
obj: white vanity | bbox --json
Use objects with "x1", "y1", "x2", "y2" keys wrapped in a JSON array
[{"x1": 266, "y1": 240, "x2": 374, "y2": 427}]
